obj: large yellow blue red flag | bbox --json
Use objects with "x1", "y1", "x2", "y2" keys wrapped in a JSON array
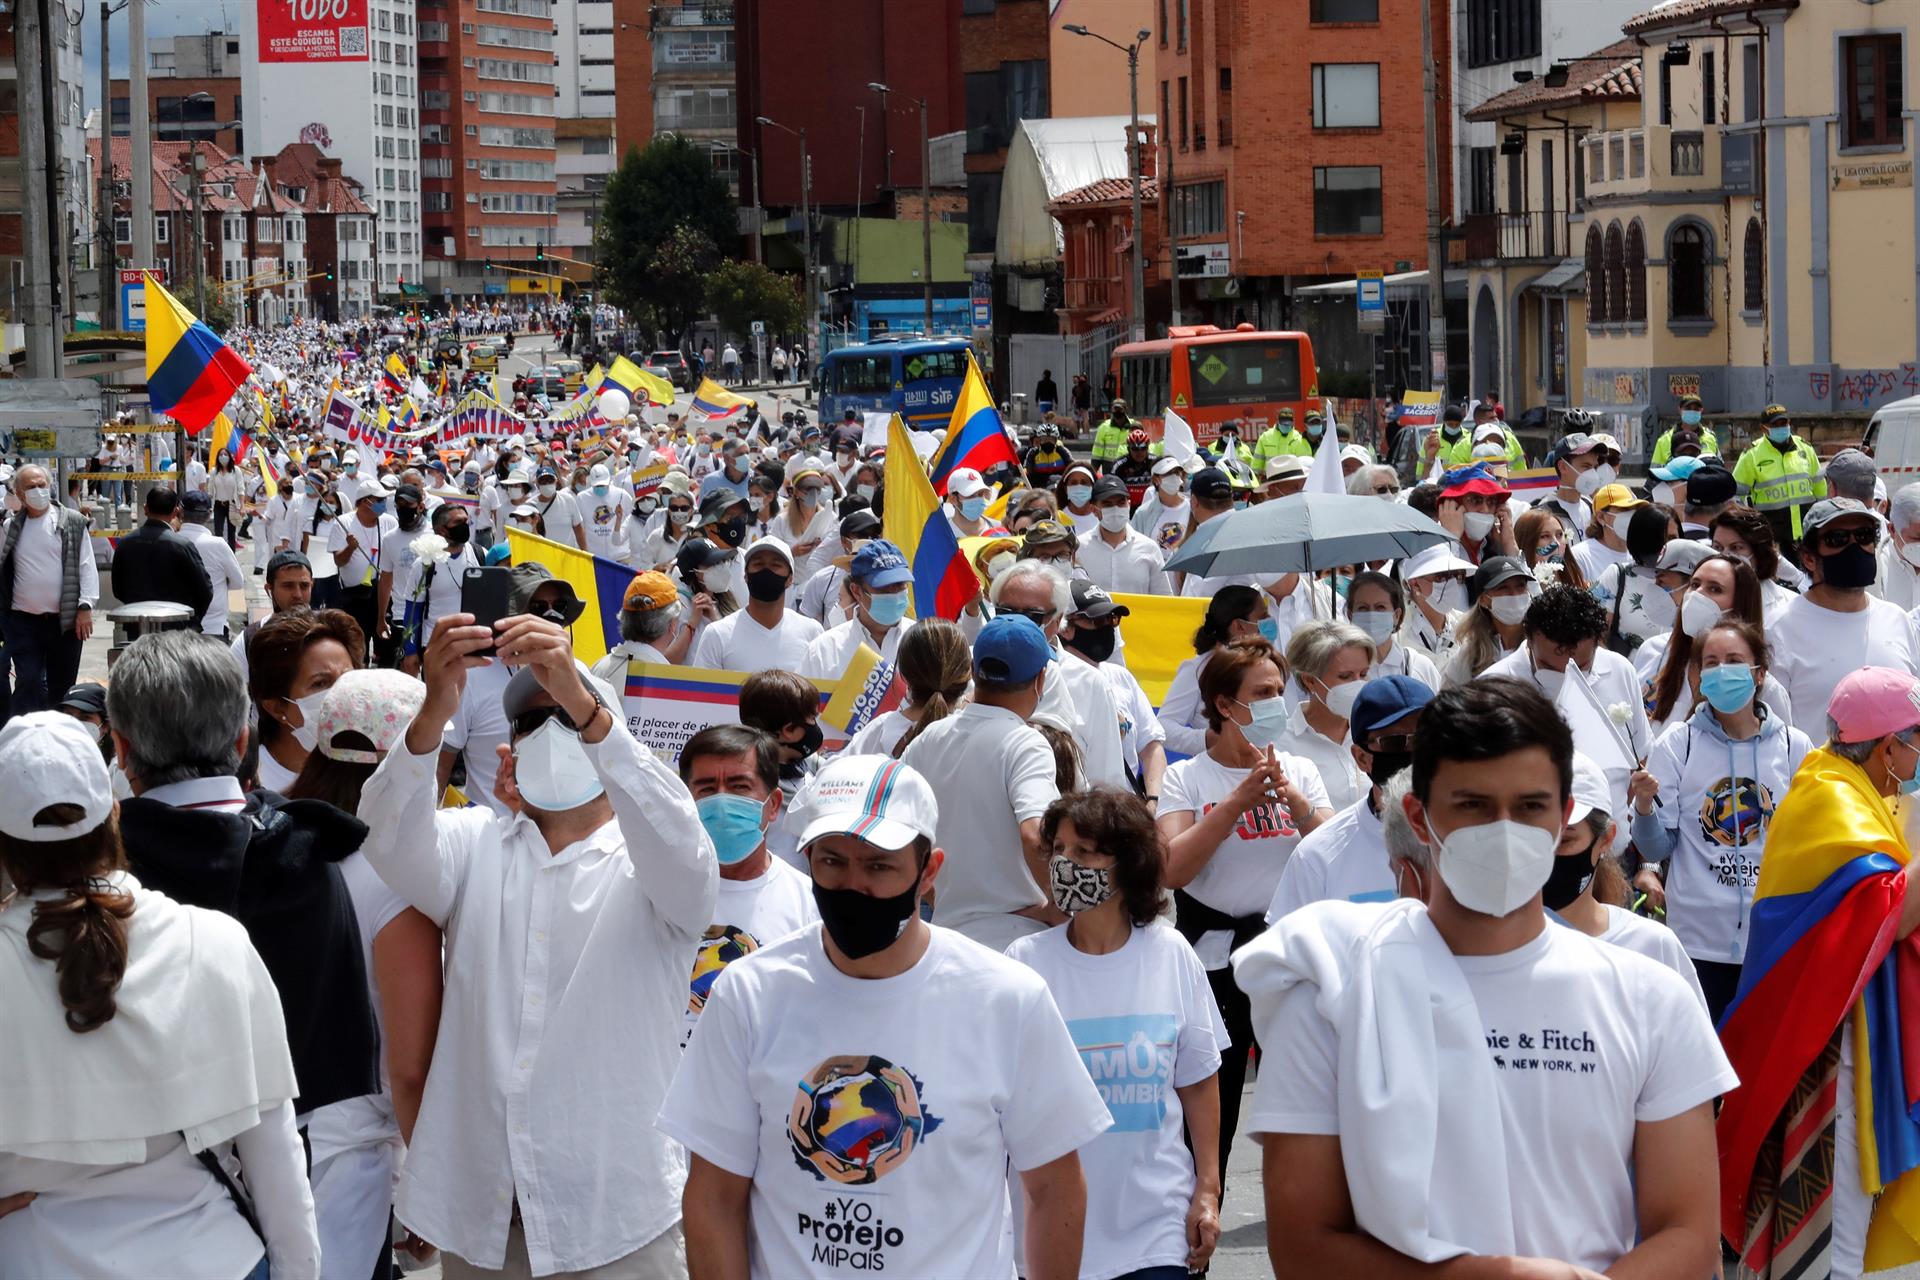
[
  {"x1": 503, "y1": 527, "x2": 636, "y2": 666},
  {"x1": 144, "y1": 275, "x2": 250, "y2": 431},
  {"x1": 383, "y1": 352, "x2": 409, "y2": 394},
  {"x1": 925, "y1": 352, "x2": 1018, "y2": 496},
  {"x1": 689, "y1": 376, "x2": 752, "y2": 420},
  {"x1": 881, "y1": 413, "x2": 974, "y2": 619},
  {"x1": 602, "y1": 354, "x2": 674, "y2": 407}
]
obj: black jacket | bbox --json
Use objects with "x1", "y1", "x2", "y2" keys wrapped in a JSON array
[
  {"x1": 119, "y1": 788, "x2": 381, "y2": 1114},
  {"x1": 111, "y1": 518, "x2": 214, "y2": 622}
]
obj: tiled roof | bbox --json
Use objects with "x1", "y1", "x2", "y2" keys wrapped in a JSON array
[
  {"x1": 1623, "y1": 0, "x2": 1797, "y2": 35},
  {"x1": 1465, "y1": 39, "x2": 1644, "y2": 122},
  {"x1": 1050, "y1": 175, "x2": 1161, "y2": 207}
]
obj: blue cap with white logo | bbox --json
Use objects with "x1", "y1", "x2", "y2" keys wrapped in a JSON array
[
  {"x1": 973, "y1": 615, "x2": 1055, "y2": 684},
  {"x1": 850, "y1": 538, "x2": 914, "y2": 588}
]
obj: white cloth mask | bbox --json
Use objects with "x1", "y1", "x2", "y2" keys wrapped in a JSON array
[
  {"x1": 1316, "y1": 678, "x2": 1363, "y2": 720},
  {"x1": 1462, "y1": 512, "x2": 1496, "y2": 542},
  {"x1": 513, "y1": 718, "x2": 606, "y2": 812},
  {"x1": 1098, "y1": 507, "x2": 1131, "y2": 534},
  {"x1": 286, "y1": 689, "x2": 327, "y2": 753},
  {"x1": 1435, "y1": 818, "x2": 1559, "y2": 916},
  {"x1": 1236, "y1": 696, "x2": 1290, "y2": 752},
  {"x1": 1679, "y1": 590, "x2": 1724, "y2": 639},
  {"x1": 1351, "y1": 608, "x2": 1396, "y2": 646},
  {"x1": 1489, "y1": 593, "x2": 1532, "y2": 626}
]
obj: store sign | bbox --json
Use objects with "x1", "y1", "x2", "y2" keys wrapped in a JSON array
[
  {"x1": 258, "y1": 0, "x2": 369, "y2": 63},
  {"x1": 1177, "y1": 242, "x2": 1231, "y2": 279}
]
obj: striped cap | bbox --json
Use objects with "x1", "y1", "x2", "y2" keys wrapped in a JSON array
[{"x1": 793, "y1": 755, "x2": 939, "y2": 854}]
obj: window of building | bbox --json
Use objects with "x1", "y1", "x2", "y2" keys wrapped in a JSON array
[
  {"x1": 1468, "y1": 146, "x2": 1496, "y2": 214},
  {"x1": 1843, "y1": 34, "x2": 1904, "y2": 148},
  {"x1": 1702, "y1": 49, "x2": 1716, "y2": 125},
  {"x1": 1313, "y1": 166, "x2": 1382, "y2": 235},
  {"x1": 964, "y1": 70, "x2": 1004, "y2": 153},
  {"x1": 1743, "y1": 217, "x2": 1764, "y2": 313},
  {"x1": 1584, "y1": 223, "x2": 1606, "y2": 323},
  {"x1": 1624, "y1": 222, "x2": 1645, "y2": 322},
  {"x1": 1603, "y1": 222, "x2": 1624, "y2": 325},
  {"x1": 1669, "y1": 222, "x2": 1711, "y2": 320},
  {"x1": 1310, "y1": 63, "x2": 1379, "y2": 129},
  {"x1": 113, "y1": 216, "x2": 130, "y2": 244},
  {"x1": 967, "y1": 171, "x2": 1002, "y2": 254},
  {"x1": 962, "y1": 0, "x2": 995, "y2": 13},
  {"x1": 154, "y1": 217, "x2": 169, "y2": 244},
  {"x1": 1176, "y1": 0, "x2": 1187, "y2": 50},
  {"x1": 1174, "y1": 180, "x2": 1226, "y2": 237},
  {"x1": 1464, "y1": 0, "x2": 1540, "y2": 69},
  {"x1": 580, "y1": 135, "x2": 613, "y2": 154},
  {"x1": 1004, "y1": 60, "x2": 1048, "y2": 129},
  {"x1": 1178, "y1": 76, "x2": 1189, "y2": 147},
  {"x1": 1312, "y1": 0, "x2": 1378, "y2": 19},
  {"x1": 1158, "y1": 0, "x2": 1167, "y2": 45},
  {"x1": 1659, "y1": 57, "x2": 1672, "y2": 126},
  {"x1": 1743, "y1": 40, "x2": 1761, "y2": 122}
]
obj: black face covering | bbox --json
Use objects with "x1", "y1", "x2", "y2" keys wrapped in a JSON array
[
  {"x1": 1820, "y1": 542, "x2": 1879, "y2": 591},
  {"x1": 444, "y1": 521, "x2": 471, "y2": 547},
  {"x1": 745, "y1": 567, "x2": 789, "y2": 603},
  {"x1": 1541, "y1": 844, "x2": 1597, "y2": 911},
  {"x1": 1067, "y1": 624, "x2": 1117, "y2": 664},
  {"x1": 397, "y1": 503, "x2": 422, "y2": 530},
  {"x1": 812, "y1": 878, "x2": 921, "y2": 960},
  {"x1": 713, "y1": 516, "x2": 748, "y2": 548},
  {"x1": 1365, "y1": 750, "x2": 1413, "y2": 791}
]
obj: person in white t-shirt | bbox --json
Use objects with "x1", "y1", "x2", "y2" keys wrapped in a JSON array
[
  {"x1": 841, "y1": 617, "x2": 972, "y2": 760},
  {"x1": 1267, "y1": 674, "x2": 1432, "y2": 923},
  {"x1": 1480, "y1": 583, "x2": 1654, "y2": 765},
  {"x1": 1131, "y1": 456, "x2": 1192, "y2": 557},
  {"x1": 678, "y1": 724, "x2": 820, "y2": 1043},
  {"x1": 1156, "y1": 638, "x2": 1334, "y2": 1184},
  {"x1": 1006, "y1": 789, "x2": 1226, "y2": 1280},
  {"x1": 1237, "y1": 676, "x2": 1733, "y2": 1276},
  {"x1": 693, "y1": 537, "x2": 823, "y2": 671},
  {"x1": 579, "y1": 464, "x2": 633, "y2": 560},
  {"x1": 1770, "y1": 497, "x2": 1920, "y2": 735},
  {"x1": 660, "y1": 753, "x2": 1113, "y2": 1280},
  {"x1": 899, "y1": 615, "x2": 1063, "y2": 951},
  {"x1": 533, "y1": 465, "x2": 587, "y2": 550},
  {"x1": 1570, "y1": 482, "x2": 1643, "y2": 593},
  {"x1": 1058, "y1": 580, "x2": 1167, "y2": 800},
  {"x1": 801, "y1": 538, "x2": 914, "y2": 680}
]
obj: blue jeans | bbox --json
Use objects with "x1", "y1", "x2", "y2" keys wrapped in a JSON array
[
  {"x1": 241, "y1": 1254, "x2": 270, "y2": 1280},
  {"x1": 4, "y1": 610, "x2": 80, "y2": 719}
]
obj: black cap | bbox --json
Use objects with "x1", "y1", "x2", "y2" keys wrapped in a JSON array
[
  {"x1": 1684, "y1": 459, "x2": 1737, "y2": 506},
  {"x1": 1191, "y1": 466, "x2": 1233, "y2": 502},
  {"x1": 1070, "y1": 579, "x2": 1130, "y2": 620},
  {"x1": 56, "y1": 682, "x2": 107, "y2": 718},
  {"x1": 1666, "y1": 428, "x2": 1702, "y2": 458},
  {"x1": 840, "y1": 509, "x2": 882, "y2": 540},
  {"x1": 395, "y1": 482, "x2": 424, "y2": 502},
  {"x1": 1443, "y1": 404, "x2": 1466, "y2": 423},
  {"x1": 266, "y1": 550, "x2": 312, "y2": 579},
  {"x1": 699, "y1": 487, "x2": 748, "y2": 523},
  {"x1": 507, "y1": 562, "x2": 586, "y2": 623},
  {"x1": 1469, "y1": 555, "x2": 1533, "y2": 602},
  {"x1": 180, "y1": 489, "x2": 213, "y2": 515},
  {"x1": 1090, "y1": 475, "x2": 1131, "y2": 503},
  {"x1": 675, "y1": 536, "x2": 732, "y2": 578}
]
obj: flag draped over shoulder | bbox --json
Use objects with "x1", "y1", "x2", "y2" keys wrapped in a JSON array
[
  {"x1": 882, "y1": 414, "x2": 974, "y2": 620},
  {"x1": 144, "y1": 275, "x2": 250, "y2": 430},
  {"x1": 926, "y1": 353, "x2": 1018, "y2": 495},
  {"x1": 1716, "y1": 747, "x2": 1920, "y2": 1274},
  {"x1": 504, "y1": 527, "x2": 636, "y2": 666}
]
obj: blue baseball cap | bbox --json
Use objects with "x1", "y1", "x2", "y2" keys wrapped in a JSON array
[
  {"x1": 974, "y1": 615, "x2": 1055, "y2": 684},
  {"x1": 850, "y1": 538, "x2": 913, "y2": 588},
  {"x1": 1350, "y1": 675, "x2": 1433, "y2": 740},
  {"x1": 1650, "y1": 454, "x2": 1706, "y2": 483}
]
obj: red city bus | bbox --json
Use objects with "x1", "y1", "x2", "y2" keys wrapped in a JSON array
[{"x1": 1110, "y1": 325, "x2": 1319, "y2": 446}]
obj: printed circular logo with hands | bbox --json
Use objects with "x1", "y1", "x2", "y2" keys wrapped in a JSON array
[
  {"x1": 1698, "y1": 774, "x2": 1771, "y2": 849},
  {"x1": 689, "y1": 925, "x2": 759, "y2": 1015},
  {"x1": 789, "y1": 1055, "x2": 942, "y2": 1185}
]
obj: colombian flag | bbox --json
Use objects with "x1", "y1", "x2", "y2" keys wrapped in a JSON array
[
  {"x1": 1717, "y1": 747, "x2": 1920, "y2": 1272},
  {"x1": 602, "y1": 354, "x2": 674, "y2": 408},
  {"x1": 207, "y1": 412, "x2": 253, "y2": 464},
  {"x1": 144, "y1": 275, "x2": 250, "y2": 431},
  {"x1": 926, "y1": 352, "x2": 1018, "y2": 496},
  {"x1": 881, "y1": 414, "x2": 974, "y2": 619},
  {"x1": 396, "y1": 398, "x2": 420, "y2": 432},
  {"x1": 689, "y1": 376, "x2": 751, "y2": 421},
  {"x1": 383, "y1": 352, "x2": 409, "y2": 394},
  {"x1": 503, "y1": 526, "x2": 636, "y2": 666}
]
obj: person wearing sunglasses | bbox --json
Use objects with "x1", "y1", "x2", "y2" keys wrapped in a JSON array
[
  {"x1": 1266, "y1": 674, "x2": 1432, "y2": 923},
  {"x1": 1769, "y1": 497, "x2": 1920, "y2": 736}
]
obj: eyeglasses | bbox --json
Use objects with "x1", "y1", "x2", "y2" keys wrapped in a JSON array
[
  {"x1": 1816, "y1": 524, "x2": 1879, "y2": 551},
  {"x1": 1367, "y1": 732, "x2": 1417, "y2": 753},
  {"x1": 1372, "y1": 483, "x2": 1400, "y2": 495},
  {"x1": 511, "y1": 705, "x2": 582, "y2": 738},
  {"x1": 996, "y1": 605, "x2": 1055, "y2": 627}
]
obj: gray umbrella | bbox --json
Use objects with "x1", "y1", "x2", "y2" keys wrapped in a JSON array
[{"x1": 1164, "y1": 492, "x2": 1453, "y2": 578}]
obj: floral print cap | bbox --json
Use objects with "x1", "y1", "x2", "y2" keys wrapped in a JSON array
[{"x1": 317, "y1": 668, "x2": 426, "y2": 764}]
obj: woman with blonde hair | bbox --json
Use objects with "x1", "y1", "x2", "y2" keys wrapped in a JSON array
[{"x1": 1514, "y1": 506, "x2": 1587, "y2": 591}]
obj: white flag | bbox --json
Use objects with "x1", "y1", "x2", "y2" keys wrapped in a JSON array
[
  {"x1": 1554, "y1": 663, "x2": 1635, "y2": 822},
  {"x1": 1162, "y1": 406, "x2": 1198, "y2": 462},
  {"x1": 1306, "y1": 411, "x2": 1346, "y2": 495}
]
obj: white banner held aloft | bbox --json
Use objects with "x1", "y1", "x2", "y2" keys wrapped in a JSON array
[
  {"x1": 1162, "y1": 406, "x2": 1198, "y2": 462},
  {"x1": 1305, "y1": 411, "x2": 1346, "y2": 495}
]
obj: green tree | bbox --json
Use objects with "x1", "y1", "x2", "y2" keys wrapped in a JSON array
[
  {"x1": 594, "y1": 135, "x2": 737, "y2": 337},
  {"x1": 704, "y1": 258, "x2": 804, "y2": 347}
]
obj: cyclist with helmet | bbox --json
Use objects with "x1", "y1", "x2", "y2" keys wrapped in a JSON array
[
  {"x1": 1113, "y1": 428, "x2": 1158, "y2": 505},
  {"x1": 1533, "y1": 411, "x2": 1617, "y2": 536},
  {"x1": 1023, "y1": 417, "x2": 1077, "y2": 488}
]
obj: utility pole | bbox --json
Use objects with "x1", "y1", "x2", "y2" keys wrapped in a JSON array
[
  {"x1": 1165, "y1": 113, "x2": 1181, "y2": 327},
  {"x1": 97, "y1": 0, "x2": 115, "y2": 328},
  {"x1": 1421, "y1": 0, "x2": 1447, "y2": 394},
  {"x1": 129, "y1": 0, "x2": 152, "y2": 271},
  {"x1": 18, "y1": 0, "x2": 62, "y2": 378},
  {"x1": 190, "y1": 143, "x2": 206, "y2": 318}
]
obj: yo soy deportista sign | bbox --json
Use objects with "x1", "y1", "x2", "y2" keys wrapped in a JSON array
[{"x1": 258, "y1": 0, "x2": 369, "y2": 62}]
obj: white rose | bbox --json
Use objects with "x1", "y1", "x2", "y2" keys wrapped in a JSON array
[{"x1": 1607, "y1": 702, "x2": 1633, "y2": 726}]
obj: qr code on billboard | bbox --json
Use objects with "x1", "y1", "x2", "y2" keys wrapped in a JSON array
[{"x1": 339, "y1": 25, "x2": 367, "y2": 55}]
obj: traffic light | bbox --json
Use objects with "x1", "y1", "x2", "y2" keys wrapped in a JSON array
[
  {"x1": 535, "y1": 241, "x2": 545, "y2": 262},
  {"x1": 324, "y1": 270, "x2": 334, "y2": 282},
  {"x1": 483, "y1": 258, "x2": 494, "y2": 273}
]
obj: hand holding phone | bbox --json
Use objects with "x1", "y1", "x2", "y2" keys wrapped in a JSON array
[{"x1": 460, "y1": 565, "x2": 514, "y2": 657}]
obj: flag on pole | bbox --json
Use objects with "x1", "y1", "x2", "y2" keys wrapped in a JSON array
[
  {"x1": 1305, "y1": 412, "x2": 1346, "y2": 495},
  {"x1": 383, "y1": 352, "x2": 409, "y2": 394},
  {"x1": 926, "y1": 353, "x2": 1018, "y2": 495},
  {"x1": 143, "y1": 274, "x2": 251, "y2": 431},
  {"x1": 689, "y1": 377, "x2": 753, "y2": 420},
  {"x1": 882, "y1": 413, "x2": 975, "y2": 619},
  {"x1": 1162, "y1": 406, "x2": 1198, "y2": 462}
]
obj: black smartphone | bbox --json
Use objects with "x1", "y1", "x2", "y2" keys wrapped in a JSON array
[{"x1": 460, "y1": 565, "x2": 514, "y2": 657}]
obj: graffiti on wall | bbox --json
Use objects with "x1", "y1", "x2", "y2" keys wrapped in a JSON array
[{"x1": 1811, "y1": 365, "x2": 1920, "y2": 408}]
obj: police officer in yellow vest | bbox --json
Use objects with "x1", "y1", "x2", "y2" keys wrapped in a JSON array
[
  {"x1": 1422, "y1": 403, "x2": 1470, "y2": 471},
  {"x1": 1252, "y1": 407, "x2": 1312, "y2": 474},
  {"x1": 1651, "y1": 393, "x2": 1720, "y2": 465},
  {"x1": 1456, "y1": 403, "x2": 1527, "y2": 469},
  {"x1": 1091, "y1": 399, "x2": 1133, "y2": 470},
  {"x1": 1732, "y1": 403, "x2": 1826, "y2": 551}
]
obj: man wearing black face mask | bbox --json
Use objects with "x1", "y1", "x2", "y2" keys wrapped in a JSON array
[
  {"x1": 690, "y1": 536, "x2": 821, "y2": 670},
  {"x1": 1769, "y1": 497, "x2": 1920, "y2": 737},
  {"x1": 1059, "y1": 580, "x2": 1168, "y2": 804},
  {"x1": 377, "y1": 482, "x2": 431, "y2": 667},
  {"x1": 1266, "y1": 675, "x2": 1432, "y2": 922},
  {"x1": 661, "y1": 752, "x2": 1111, "y2": 1280},
  {"x1": 396, "y1": 502, "x2": 481, "y2": 666}
]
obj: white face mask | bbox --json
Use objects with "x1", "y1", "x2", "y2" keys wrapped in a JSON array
[
  {"x1": 513, "y1": 718, "x2": 606, "y2": 812},
  {"x1": 1650, "y1": 483, "x2": 1676, "y2": 508},
  {"x1": 1573, "y1": 466, "x2": 1606, "y2": 496},
  {"x1": 286, "y1": 689, "x2": 327, "y2": 753},
  {"x1": 1489, "y1": 593, "x2": 1532, "y2": 626},
  {"x1": 1316, "y1": 677, "x2": 1362, "y2": 720},
  {"x1": 1462, "y1": 511, "x2": 1496, "y2": 542},
  {"x1": 1424, "y1": 578, "x2": 1467, "y2": 616},
  {"x1": 21, "y1": 485, "x2": 50, "y2": 512},
  {"x1": 1351, "y1": 608, "x2": 1396, "y2": 646},
  {"x1": 1902, "y1": 542, "x2": 1920, "y2": 571},
  {"x1": 1434, "y1": 817, "x2": 1560, "y2": 916},
  {"x1": 1158, "y1": 475, "x2": 1184, "y2": 497},
  {"x1": 1609, "y1": 512, "x2": 1635, "y2": 543},
  {"x1": 1679, "y1": 589, "x2": 1724, "y2": 638},
  {"x1": 1098, "y1": 506, "x2": 1131, "y2": 534},
  {"x1": 1236, "y1": 695, "x2": 1290, "y2": 752},
  {"x1": 1533, "y1": 664, "x2": 1567, "y2": 697}
]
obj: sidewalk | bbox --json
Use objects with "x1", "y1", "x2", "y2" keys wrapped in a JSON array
[{"x1": 79, "y1": 532, "x2": 267, "y2": 684}]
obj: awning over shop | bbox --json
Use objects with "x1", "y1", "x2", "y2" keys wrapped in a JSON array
[
  {"x1": 1292, "y1": 269, "x2": 1465, "y2": 302},
  {"x1": 1528, "y1": 257, "x2": 1586, "y2": 292}
]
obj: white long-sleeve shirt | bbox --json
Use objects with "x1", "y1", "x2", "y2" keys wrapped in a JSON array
[
  {"x1": 180, "y1": 523, "x2": 247, "y2": 636},
  {"x1": 357, "y1": 712, "x2": 718, "y2": 1275}
]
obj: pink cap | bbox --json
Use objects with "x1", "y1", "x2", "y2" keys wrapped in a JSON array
[{"x1": 1828, "y1": 667, "x2": 1920, "y2": 742}]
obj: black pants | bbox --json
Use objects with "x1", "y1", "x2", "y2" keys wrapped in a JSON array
[
  {"x1": 338, "y1": 583, "x2": 380, "y2": 662},
  {"x1": 4, "y1": 610, "x2": 81, "y2": 719},
  {"x1": 1695, "y1": 958, "x2": 1744, "y2": 1027},
  {"x1": 1206, "y1": 962, "x2": 1255, "y2": 1193},
  {"x1": 310, "y1": 576, "x2": 343, "y2": 611},
  {"x1": 213, "y1": 499, "x2": 235, "y2": 546}
]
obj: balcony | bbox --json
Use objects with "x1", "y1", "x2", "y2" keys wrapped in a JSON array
[
  {"x1": 654, "y1": 4, "x2": 731, "y2": 28},
  {"x1": 1670, "y1": 131, "x2": 1705, "y2": 178},
  {"x1": 1464, "y1": 210, "x2": 1567, "y2": 263}
]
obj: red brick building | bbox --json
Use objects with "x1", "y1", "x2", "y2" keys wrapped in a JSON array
[
  {"x1": 1155, "y1": 0, "x2": 1452, "y2": 327},
  {"x1": 108, "y1": 76, "x2": 245, "y2": 156},
  {"x1": 265, "y1": 144, "x2": 379, "y2": 320},
  {"x1": 1051, "y1": 172, "x2": 1163, "y2": 336}
]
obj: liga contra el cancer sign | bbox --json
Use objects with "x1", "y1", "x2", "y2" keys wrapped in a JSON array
[{"x1": 258, "y1": 0, "x2": 369, "y2": 62}]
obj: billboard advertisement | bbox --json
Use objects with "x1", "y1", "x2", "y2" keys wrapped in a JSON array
[{"x1": 258, "y1": 0, "x2": 369, "y2": 62}]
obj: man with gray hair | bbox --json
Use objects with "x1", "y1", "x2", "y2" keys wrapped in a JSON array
[
  {"x1": 1878, "y1": 479, "x2": 1920, "y2": 609},
  {"x1": 1346, "y1": 463, "x2": 1401, "y2": 499},
  {"x1": 0, "y1": 462, "x2": 97, "y2": 721},
  {"x1": 1378, "y1": 768, "x2": 1431, "y2": 901},
  {"x1": 108, "y1": 629, "x2": 380, "y2": 1116},
  {"x1": 988, "y1": 556, "x2": 1130, "y2": 790}
]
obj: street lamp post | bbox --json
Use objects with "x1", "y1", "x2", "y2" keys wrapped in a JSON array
[
  {"x1": 756, "y1": 114, "x2": 815, "y2": 367},
  {"x1": 1063, "y1": 25, "x2": 1153, "y2": 342},
  {"x1": 868, "y1": 82, "x2": 933, "y2": 337}
]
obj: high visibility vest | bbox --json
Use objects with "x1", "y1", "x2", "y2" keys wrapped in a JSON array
[
  {"x1": 1091, "y1": 418, "x2": 1130, "y2": 464},
  {"x1": 1439, "y1": 425, "x2": 1524, "y2": 469},
  {"x1": 1251, "y1": 426, "x2": 1313, "y2": 473},
  {"x1": 1731, "y1": 435, "x2": 1825, "y2": 538},
  {"x1": 1650, "y1": 424, "x2": 1719, "y2": 466}
]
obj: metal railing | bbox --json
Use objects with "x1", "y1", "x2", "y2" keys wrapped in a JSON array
[
  {"x1": 1670, "y1": 131, "x2": 1705, "y2": 178},
  {"x1": 1463, "y1": 210, "x2": 1564, "y2": 261}
]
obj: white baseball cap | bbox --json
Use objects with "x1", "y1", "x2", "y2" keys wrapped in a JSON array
[
  {"x1": 0, "y1": 712, "x2": 113, "y2": 842},
  {"x1": 793, "y1": 755, "x2": 940, "y2": 853},
  {"x1": 1569, "y1": 751, "x2": 1613, "y2": 824},
  {"x1": 588, "y1": 464, "x2": 611, "y2": 487},
  {"x1": 947, "y1": 467, "x2": 989, "y2": 499},
  {"x1": 742, "y1": 534, "x2": 794, "y2": 572},
  {"x1": 1403, "y1": 544, "x2": 1475, "y2": 580}
]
